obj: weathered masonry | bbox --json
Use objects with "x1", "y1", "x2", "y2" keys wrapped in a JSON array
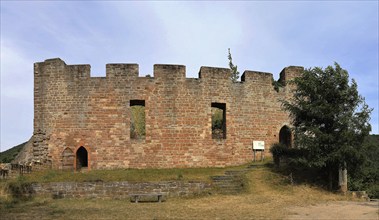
[{"x1": 27, "y1": 58, "x2": 302, "y2": 170}]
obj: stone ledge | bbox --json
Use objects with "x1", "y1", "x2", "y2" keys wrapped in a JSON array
[{"x1": 30, "y1": 181, "x2": 212, "y2": 199}]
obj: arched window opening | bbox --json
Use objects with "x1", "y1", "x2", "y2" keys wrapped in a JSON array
[
  {"x1": 279, "y1": 126, "x2": 292, "y2": 148},
  {"x1": 76, "y1": 146, "x2": 88, "y2": 170}
]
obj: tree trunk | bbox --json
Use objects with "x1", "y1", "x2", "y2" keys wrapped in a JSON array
[
  {"x1": 328, "y1": 167, "x2": 333, "y2": 191},
  {"x1": 339, "y1": 163, "x2": 348, "y2": 194}
]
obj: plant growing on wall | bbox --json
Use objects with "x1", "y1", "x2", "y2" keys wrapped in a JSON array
[
  {"x1": 228, "y1": 48, "x2": 240, "y2": 82},
  {"x1": 211, "y1": 107, "x2": 224, "y2": 139},
  {"x1": 130, "y1": 105, "x2": 146, "y2": 139}
]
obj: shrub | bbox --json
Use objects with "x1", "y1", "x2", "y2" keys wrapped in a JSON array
[
  {"x1": 269, "y1": 143, "x2": 287, "y2": 167},
  {"x1": 347, "y1": 135, "x2": 379, "y2": 198},
  {"x1": 367, "y1": 184, "x2": 379, "y2": 199},
  {"x1": 6, "y1": 176, "x2": 34, "y2": 201},
  {"x1": 270, "y1": 143, "x2": 307, "y2": 168}
]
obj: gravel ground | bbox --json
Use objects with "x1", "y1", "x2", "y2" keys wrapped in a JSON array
[{"x1": 286, "y1": 201, "x2": 379, "y2": 220}]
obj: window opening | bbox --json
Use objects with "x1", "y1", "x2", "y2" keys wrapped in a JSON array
[
  {"x1": 76, "y1": 146, "x2": 88, "y2": 170},
  {"x1": 130, "y1": 100, "x2": 146, "y2": 140},
  {"x1": 279, "y1": 126, "x2": 292, "y2": 148},
  {"x1": 211, "y1": 103, "x2": 226, "y2": 139}
]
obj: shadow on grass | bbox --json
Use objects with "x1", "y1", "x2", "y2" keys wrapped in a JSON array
[{"x1": 264, "y1": 161, "x2": 332, "y2": 190}]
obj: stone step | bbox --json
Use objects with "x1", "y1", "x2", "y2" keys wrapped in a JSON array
[
  {"x1": 214, "y1": 188, "x2": 242, "y2": 192},
  {"x1": 247, "y1": 164, "x2": 264, "y2": 169},
  {"x1": 217, "y1": 190, "x2": 244, "y2": 194},
  {"x1": 211, "y1": 176, "x2": 234, "y2": 181},
  {"x1": 214, "y1": 186, "x2": 243, "y2": 190},
  {"x1": 212, "y1": 179, "x2": 237, "y2": 183},
  {"x1": 213, "y1": 180, "x2": 241, "y2": 184},
  {"x1": 224, "y1": 170, "x2": 248, "y2": 176},
  {"x1": 213, "y1": 183, "x2": 242, "y2": 187},
  {"x1": 213, "y1": 184, "x2": 241, "y2": 188},
  {"x1": 212, "y1": 178, "x2": 242, "y2": 182},
  {"x1": 211, "y1": 175, "x2": 234, "y2": 179},
  {"x1": 212, "y1": 182, "x2": 240, "y2": 186},
  {"x1": 214, "y1": 187, "x2": 243, "y2": 191},
  {"x1": 214, "y1": 182, "x2": 243, "y2": 186},
  {"x1": 210, "y1": 169, "x2": 247, "y2": 195}
]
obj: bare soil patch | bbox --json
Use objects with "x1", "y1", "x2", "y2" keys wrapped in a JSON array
[{"x1": 286, "y1": 201, "x2": 379, "y2": 220}]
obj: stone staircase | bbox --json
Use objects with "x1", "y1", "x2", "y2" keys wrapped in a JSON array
[{"x1": 211, "y1": 169, "x2": 249, "y2": 194}]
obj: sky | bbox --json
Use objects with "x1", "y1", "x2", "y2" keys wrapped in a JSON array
[{"x1": 0, "y1": 1, "x2": 378, "y2": 152}]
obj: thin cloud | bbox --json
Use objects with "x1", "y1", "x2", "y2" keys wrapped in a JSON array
[
  {"x1": 1, "y1": 1, "x2": 378, "y2": 151},
  {"x1": 1, "y1": 41, "x2": 34, "y2": 152}
]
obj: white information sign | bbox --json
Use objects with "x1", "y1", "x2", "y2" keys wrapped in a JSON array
[{"x1": 253, "y1": 141, "x2": 265, "y2": 150}]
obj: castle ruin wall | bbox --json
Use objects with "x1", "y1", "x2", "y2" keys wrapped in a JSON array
[{"x1": 32, "y1": 58, "x2": 303, "y2": 170}]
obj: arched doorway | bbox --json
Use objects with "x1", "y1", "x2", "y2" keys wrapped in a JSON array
[
  {"x1": 76, "y1": 146, "x2": 88, "y2": 170},
  {"x1": 61, "y1": 148, "x2": 74, "y2": 170},
  {"x1": 279, "y1": 126, "x2": 292, "y2": 148}
]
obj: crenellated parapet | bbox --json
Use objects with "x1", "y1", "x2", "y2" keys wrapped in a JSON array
[
  {"x1": 279, "y1": 66, "x2": 304, "y2": 85},
  {"x1": 34, "y1": 58, "x2": 302, "y2": 87},
  {"x1": 154, "y1": 64, "x2": 186, "y2": 81},
  {"x1": 106, "y1": 63, "x2": 139, "y2": 78},
  {"x1": 34, "y1": 58, "x2": 91, "y2": 79},
  {"x1": 241, "y1": 70, "x2": 273, "y2": 84},
  {"x1": 199, "y1": 66, "x2": 231, "y2": 80}
]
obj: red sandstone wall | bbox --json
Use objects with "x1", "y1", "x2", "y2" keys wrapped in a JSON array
[{"x1": 33, "y1": 58, "x2": 302, "y2": 169}]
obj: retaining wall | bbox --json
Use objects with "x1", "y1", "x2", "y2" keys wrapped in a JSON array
[{"x1": 30, "y1": 181, "x2": 212, "y2": 199}]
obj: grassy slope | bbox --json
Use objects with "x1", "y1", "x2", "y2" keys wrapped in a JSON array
[
  {"x1": 21, "y1": 166, "x2": 242, "y2": 183},
  {"x1": 0, "y1": 165, "x2": 345, "y2": 219},
  {"x1": 0, "y1": 142, "x2": 27, "y2": 163}
]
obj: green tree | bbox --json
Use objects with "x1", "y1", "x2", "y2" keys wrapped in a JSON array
[
  {"x1": 349, "y1": 135, "x2": 379, "y2": 198},
  {"x1": 282, "y1": 63, "x2": 372, "y2": 191},
  {"x1": 228, "y1": 48, "x2": 240, "y2": 82}
]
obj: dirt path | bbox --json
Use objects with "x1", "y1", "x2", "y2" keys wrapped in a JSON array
[{"x1": 286, "y1": 201, "x2": 379, "y2": 220}]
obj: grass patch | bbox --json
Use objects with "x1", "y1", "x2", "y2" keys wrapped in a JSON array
[
  {"x1": 4, "y1": 175, "x2": 34, "y2": 201},
  {"x1": 15, "y1": 164, "x2": 250, "y2": 183},
  {"x1": 0, "y1": 164, "x2": 345, "y2": 219}
]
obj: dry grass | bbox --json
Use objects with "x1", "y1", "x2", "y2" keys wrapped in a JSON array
[
  {"x1": 0, "y1": 164, "x2": 346, "y2": 219},
  {"x1": 18, "y1": 165, "x2": 251, "y2": 183}
]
